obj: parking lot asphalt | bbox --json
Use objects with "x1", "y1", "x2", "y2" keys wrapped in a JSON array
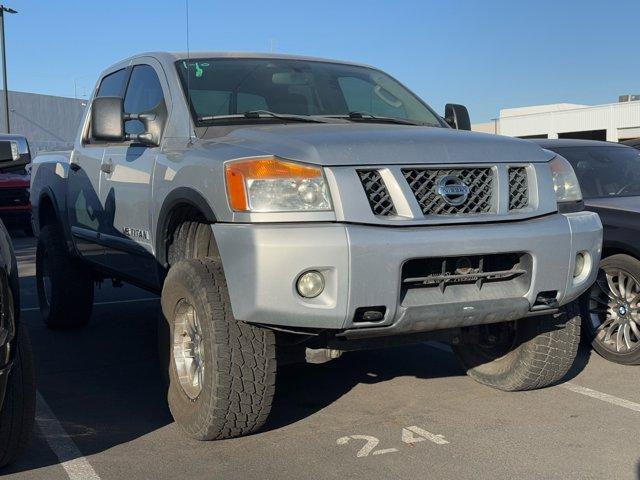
[{"x1": 2, "y1": 234, "x2": 640, "y2": 480}]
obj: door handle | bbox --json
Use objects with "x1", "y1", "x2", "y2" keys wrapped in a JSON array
[
  {"x1": 101, "y1": 159, "x2": 113, "y2": 175},
  {"x1": 69, "y1": 162, "x2": 81, "y2": 172}
]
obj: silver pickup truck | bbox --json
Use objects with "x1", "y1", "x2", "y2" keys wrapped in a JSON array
[{"x1": 30, "y1": 52, "x2": 602, "y2": 440}]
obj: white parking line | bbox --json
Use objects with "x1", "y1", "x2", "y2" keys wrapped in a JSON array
[
  {"x1": 36, "y1": 391, "x2": 101, "y2": 480},
  {"x1": 423, "y1": 342, "x2": 640, "y2": 414},
  {"x1": 560, "y1": 382, "x2": 640, "y2": 413},
  {"x1": 20, "y1": 297, "x2": 159, "y2": 312}
]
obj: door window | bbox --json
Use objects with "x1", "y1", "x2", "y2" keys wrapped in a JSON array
[
  {"x1": 124, "y1": 65, "x2": 166, "y2": 135},
  {"x1": 97, "y1": 69, "x2": 128, "y2": 97}
]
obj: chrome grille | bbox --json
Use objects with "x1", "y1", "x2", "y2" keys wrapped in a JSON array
[
  {"x1": 508, "y1": 167, "x2": 529, "y2": 210},
  {"x1": 357, "y1": 169, "x2": 396, "y2": 216},
  {"x1": 402, "y1": 168, "x2": 494, "y2": 216}
]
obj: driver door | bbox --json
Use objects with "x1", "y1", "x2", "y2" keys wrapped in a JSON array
[{"x1": 98, "y1": 61, "x2": 168, "y2": 287}]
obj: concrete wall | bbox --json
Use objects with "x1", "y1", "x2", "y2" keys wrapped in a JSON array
[
  {"x1": 473, "y1": 101, "x2": 640, "y2": 142},
  {"x1": 471, "y1": 120, "x2": 499, "y2": 135},
  {"x1": 499, "y1": 101, "x2": 640, "y2": 141},
  {"x1": 0, "y1": 90, "x2": 86, "y2": 154}
]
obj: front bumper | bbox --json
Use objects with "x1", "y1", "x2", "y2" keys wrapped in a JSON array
[{"x1": 213, "y1": 211, "x2": 602, "y2": 334}]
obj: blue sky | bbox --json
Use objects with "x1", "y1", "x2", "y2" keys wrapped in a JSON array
[{"x1": 4, "y1": 0, "x2": 640, "y2": 121}]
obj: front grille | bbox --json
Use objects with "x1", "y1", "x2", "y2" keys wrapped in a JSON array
[
  {"x1": 0, "y1": 188, "x2": 29, "y2": 207},
  {"x1": 357, "y1": 169, "x2": 396, "y2": 216},
  {"x1": 402, "y1": 168, "x2": 494, "y2": 216},
  {"x1": 508, "y1": 167, "x2": 529, "y2": 210}
]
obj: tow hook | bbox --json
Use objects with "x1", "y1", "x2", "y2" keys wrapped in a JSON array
[{"x1": 305, "y1": 348, "x2": 343, "y2": 364}]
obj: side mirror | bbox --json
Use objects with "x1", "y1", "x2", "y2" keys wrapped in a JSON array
[
  {"x1": 91, "y1": 96, "x2": 125, "y2": 142},
  {"x1": 0, "y1": 135, "x2": 31, "y2": 173},
  {"x1": 91, "y1": 96, "x2": 165, "y2": 147},
  {"x1": 444, "y1": 103, "x2": 471, "y2": 131}
]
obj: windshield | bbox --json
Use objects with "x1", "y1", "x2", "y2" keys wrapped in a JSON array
[
  {"x1": 175, "y1": 58, "x2": 444, "y2": 127},
  {"x1": 551, "y1": 146, "x2": 640, "y2": 199}
]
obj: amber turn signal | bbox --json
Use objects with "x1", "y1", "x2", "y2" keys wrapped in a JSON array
[{"x1": 225, "y1": 157, "x2": 329, "y2": 212}]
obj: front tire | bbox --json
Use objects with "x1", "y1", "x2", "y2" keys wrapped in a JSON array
[
  {"x1": 453, "y1": 303, "x2": 581, "y2": 391},
  {"x1": 0, "y1": 325, "x2": 36, "y2": 467},
  {"x1": 160, "y1": 258, "x2": 276, "y2": 440},
  {"x1": 36, "y1": 224, "x2": 94, "y2": 328}
]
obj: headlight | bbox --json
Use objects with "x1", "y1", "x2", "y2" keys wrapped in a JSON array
[
  {"x1": 549, "y1": 155, "x2": 582, "y2": 211},
  {"x1": 225, "y1": 156, "x2": 332, "y2": 212}
]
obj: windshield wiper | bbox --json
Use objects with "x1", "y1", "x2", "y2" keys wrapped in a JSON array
[
  {"x1": 324, "y1": 111, "x2": 422, "y2": 126},
  {"x1": 198, "y1": 110, "x2": 329, "y2": 124}
]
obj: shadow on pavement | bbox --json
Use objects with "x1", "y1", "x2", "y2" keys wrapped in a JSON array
[{"x1": 267, "y1": 343, "x2": 466, "y2": 432}]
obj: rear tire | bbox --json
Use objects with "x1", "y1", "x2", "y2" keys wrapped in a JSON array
[
  {"x1": 160, "y1": 258, "x2": 276, "y2": 440},
  {"x1": 0, "y1": 325, "x2": 36, "y2": 467},
  {"x1": 36, "y1": 224, "x2": 94, "y2": 328},
  {"x1": 453, "y1": 303, "x2": 581, "y2": 391}
]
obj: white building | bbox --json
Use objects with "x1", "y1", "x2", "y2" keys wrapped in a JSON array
[{"x1": 473, "y1": 98, "x2": 640, "y2": 143}]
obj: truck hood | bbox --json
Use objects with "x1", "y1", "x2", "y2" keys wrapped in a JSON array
[{"x1": 201, "y1": 123, "x2": 556, "y2": 166}]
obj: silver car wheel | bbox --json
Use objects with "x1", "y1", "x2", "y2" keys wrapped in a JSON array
[
  {"x1": 41, "y1": 250, "x2": 52, "y2": 307},
  {"x1": 173, "y1": 299, "x2": 205, "y2": 399},
  {"x1": 589, "y1": 268, "x2": 640, "y2": 353}
]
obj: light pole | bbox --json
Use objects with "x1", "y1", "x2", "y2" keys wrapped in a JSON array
[{"x1": 0, "y1": 5, "x2": 16, "y2": 134}]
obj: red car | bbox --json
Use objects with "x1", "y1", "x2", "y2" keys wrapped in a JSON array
[{"x1": 0, "y1": 135, "x2": 32, "y2": 235}]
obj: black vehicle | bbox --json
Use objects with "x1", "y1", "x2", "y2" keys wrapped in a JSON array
[
  {"x1": 622, "y1": 138, "x2": 640, "y2": 151},
  {"x1": 533, "y1": 139, "x2": 640, "y2": 364},
  {"x1": 0, "y1": 217, "x2": 35, "y2": 467}
]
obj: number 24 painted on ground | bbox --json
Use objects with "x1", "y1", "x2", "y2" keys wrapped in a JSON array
[{"x1": 337, "y1": 426, "x2": 449, "y2": 458}]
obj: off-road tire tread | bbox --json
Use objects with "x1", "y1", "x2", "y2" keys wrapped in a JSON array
[
  {"x1": 168, "y1": 222, "x2": 218, "y2": 266},
  {"x1": 454, "y1": 303, "x2": 581, "y2": 391},
  {"x1": 36, "y1": 224, "x2": 93, "y2": 329},
  {"x1": 163, "y1": 258, "x2": 276, "y2": 440}
]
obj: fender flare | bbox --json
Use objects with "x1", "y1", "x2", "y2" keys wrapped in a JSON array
[
  {"x1": 155, "y1": 187, "x2": 217, "y2": 265},
  {"x1": 37, "y1": 188, "x2": 65, "y2": 232},
  {"x1": 602, "y1": 240, "x2": 640, "y2": 261}
]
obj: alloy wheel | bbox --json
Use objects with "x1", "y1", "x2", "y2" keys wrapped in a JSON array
[
  {"x1": 172, "y1": 299, "x2": 205, "y2": 399},
  {"x1": 588, "y1": 268, "x2": 640, "y2": 353}
]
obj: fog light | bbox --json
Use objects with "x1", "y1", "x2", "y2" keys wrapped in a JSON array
[
  {"x1": 574, "y1": 252, "x2": 585, "y2": 278},
  {"x1": 296, "y1": 270, "x2": 325, "y2": 298}
]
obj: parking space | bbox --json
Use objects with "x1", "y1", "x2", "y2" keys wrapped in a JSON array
[{"x1": 3, "y1": 235, "x2": 640, "y2": 480}]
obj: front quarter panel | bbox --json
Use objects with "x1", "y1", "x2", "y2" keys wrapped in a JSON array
[{"x1": 587, "y1": 205, "x2": 640, "y2": 259}]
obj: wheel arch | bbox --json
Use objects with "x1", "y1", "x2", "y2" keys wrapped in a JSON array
[
  {"x1": 601, "y1": 241, "x2": 640, "y2": 262},
  {"x1": 35, "y1": 189, "x2": 68, "y2": 242},
  {"x1": 155, "y1": 187, "x2": 217, "y2": 267}
]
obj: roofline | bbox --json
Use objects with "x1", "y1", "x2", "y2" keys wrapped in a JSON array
[
  {"x1": 498, "y1": 100, "x2": 640, "y2": 120},
  {"x1": 119, "y1": 51, "x2": 376, "y2": 69}
]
